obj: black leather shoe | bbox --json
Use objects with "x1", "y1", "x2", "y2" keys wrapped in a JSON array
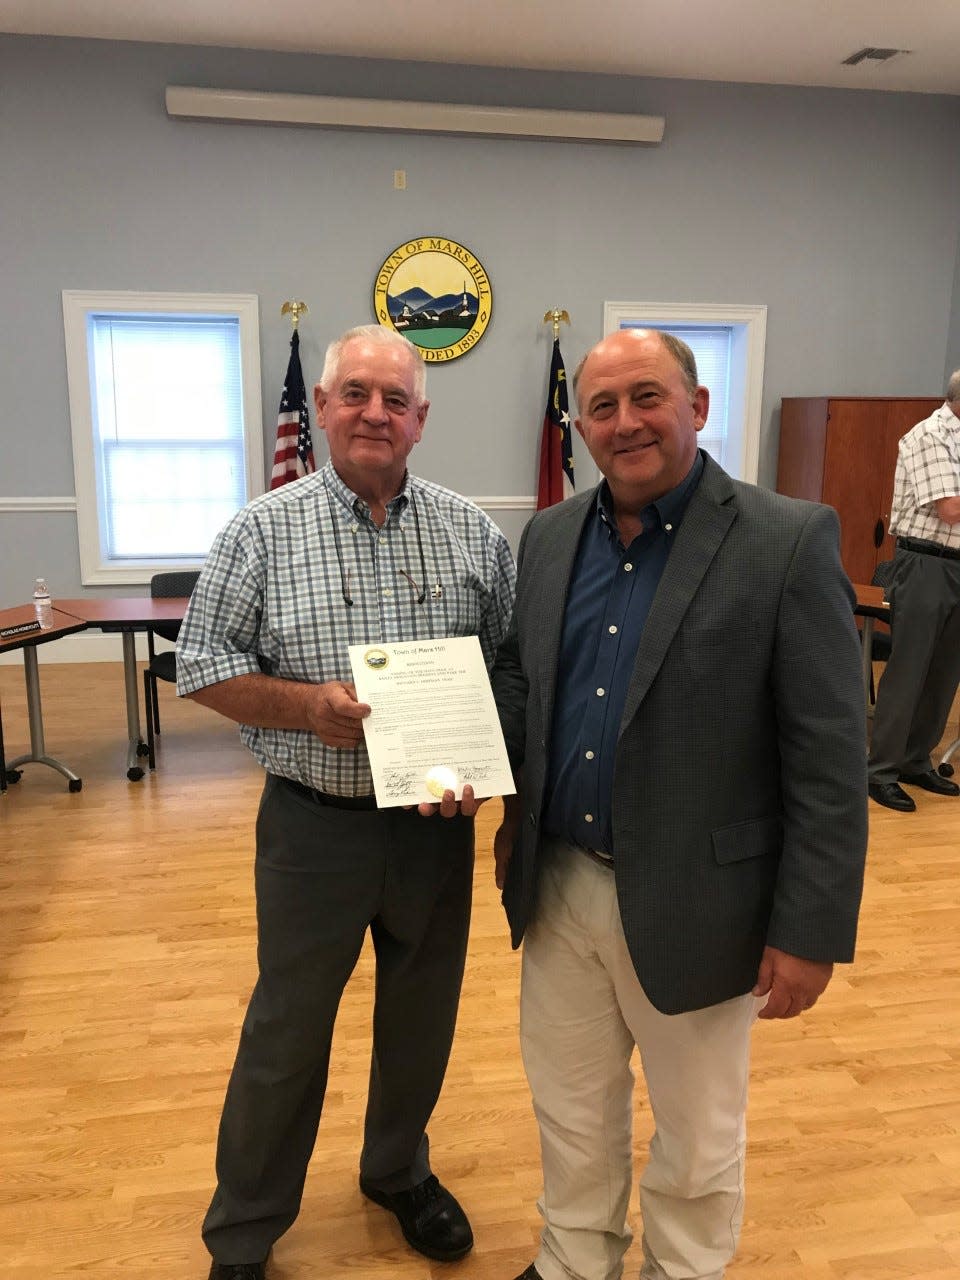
[
  {"x1": 513, "y1": 1267, "x2": 542, "y2": 1280},
  {"x1": 208, "y1": 1263, "x2": 266, "y2": 1280},
  {"x1": 900, "y1": 769, "x2": 960, "y2": 796},
  {"x1": 868, "y1": 781, "x2": 916, "y2": 812},
  {"x1": 360, "y1": 1173, "x2": 473, "y2": 1261}
]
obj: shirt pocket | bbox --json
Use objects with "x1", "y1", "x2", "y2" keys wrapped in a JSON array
[{"x1": 427, "y1": 571, "x2": 489, "y2": 636}]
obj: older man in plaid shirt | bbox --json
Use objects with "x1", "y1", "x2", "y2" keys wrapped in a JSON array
[
  {"x1": 868, "y1": 368, "x2": 960, "y2": 811},
  {"x1": 177, "y1": 324, "x2": 516, "y2": 1280}
]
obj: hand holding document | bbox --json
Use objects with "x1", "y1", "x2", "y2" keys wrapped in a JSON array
[{"x1": 348, "y1": 635, "x2": 516, "y2": 809}]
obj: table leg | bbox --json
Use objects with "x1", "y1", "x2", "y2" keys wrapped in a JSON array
[
  {"x1": 0, "y1": 695, "x2": 7, "y2": 794},
  {"x1": 5, "y1": 646, "x2": 82, "y2": 790},
  {"x1": 121, "y1": 630, "x2": 146, "y2": 781}
]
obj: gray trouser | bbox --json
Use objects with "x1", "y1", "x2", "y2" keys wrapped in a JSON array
[
  {"x1": 202, "y1": 774, "x2": 474, "y2": 1264},
  {"x1": 868, "y1": 548, "x2": 960, "y2": 783}
]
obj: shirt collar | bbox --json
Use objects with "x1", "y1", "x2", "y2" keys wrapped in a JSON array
[
  {"x1": 322, "y1": 460, "x2": 412, "y2": 521},
  {"x1": 596, "y1": 449, "x2": 705, "y2": 539}
]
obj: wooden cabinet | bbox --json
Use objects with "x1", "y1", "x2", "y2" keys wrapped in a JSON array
[{"x1": 776, "y1": 397, "x2": 941, "y2": 583}]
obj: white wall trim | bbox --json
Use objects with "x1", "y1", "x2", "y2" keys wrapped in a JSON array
[
  {"x1": 0, "y1": 494, "x2": 536, "y2": 518},
  {"x1": 603, "y1": 301, "x2": 767, "y2": 484},
  {"x1": 472, "y1": 496, "x2": 537, "y2": 511},
  {"x1": 0, "y1": 491, "x2": 542, "y2": 512},
  {"x1": 0, "y1": 496, "x2": 77, "y2": 512}
]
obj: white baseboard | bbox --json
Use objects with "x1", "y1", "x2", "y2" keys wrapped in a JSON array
[{"x1": 0, "y1": 632, "x2": 175, "y2": 665}]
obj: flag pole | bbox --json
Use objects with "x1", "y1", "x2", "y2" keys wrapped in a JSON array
[
  {"x1": 270, "y1": 301, "x2": 316, "y2": 489},
  {"x1": 542, "y1": 307, "x2": 570, "y2": 340},
  {"x1": 281, "y1": 299, "x2": 309, "y2": 329},
  {"x1": 536, "y1": 309, "x2": 574, "y2": 510}
]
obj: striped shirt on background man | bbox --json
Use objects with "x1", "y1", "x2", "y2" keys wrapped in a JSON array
[{"x1": 890, "y1": 401, "x2": 960, "y2": 549}]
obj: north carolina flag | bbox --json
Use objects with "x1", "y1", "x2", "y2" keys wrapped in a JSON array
[{"x1": 536, "y1": 338, "x2": 575, "y2": 509}]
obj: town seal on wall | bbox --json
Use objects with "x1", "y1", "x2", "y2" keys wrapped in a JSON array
[{"x1": 373, "y1": 237, "x2": 492, "y2": 363}]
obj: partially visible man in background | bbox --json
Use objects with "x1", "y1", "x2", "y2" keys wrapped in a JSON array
[{"x1": 868, "y1": 368, "x2": 960, "y2": 812}]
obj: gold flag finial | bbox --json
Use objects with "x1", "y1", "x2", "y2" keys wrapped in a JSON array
[
  {"x1": 543, "y1": 308, "x2": 570, "y2": 340},
  {"x1": 281, "y1": 300, "x2": 309, "y2": 330}
]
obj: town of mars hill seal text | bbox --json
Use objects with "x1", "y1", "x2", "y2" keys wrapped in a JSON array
[{"x1": 374, "y1": 236, "x2": 492, "y2": 363}]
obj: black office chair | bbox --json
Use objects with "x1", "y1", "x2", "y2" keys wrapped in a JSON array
[{"x1": 143, "y1": 570, "x2": 200, "y2": 771}]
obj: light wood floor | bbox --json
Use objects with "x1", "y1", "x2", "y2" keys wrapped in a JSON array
[{"x1": 2, "y1": 662, "x2": 959, "y2": 1280}]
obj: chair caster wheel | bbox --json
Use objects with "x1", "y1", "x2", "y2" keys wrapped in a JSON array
[
  {"x1": 136, "y1": 741, "x2": 150, "y2": 758},
  {"x1": 5, "y1": 769, "x2": 22, "y2": 784},
  {"x1": 938, "y1": 762, "x2": 954, "y2": 777},
  {"x1": 127, "y1": 766, "x2": 144, "y2": 781},
  {"x1": 68, "y1": 778, "x2": 83, "y2": 792}
]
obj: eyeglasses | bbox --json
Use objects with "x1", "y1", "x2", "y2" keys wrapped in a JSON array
[{"x1": 324, "y1": 477, "x2": 442, "y2": 607}]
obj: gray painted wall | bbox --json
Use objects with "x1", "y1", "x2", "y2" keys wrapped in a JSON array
[{"x1": 2, "y1": 34, "x2": 959, "y2": 604}]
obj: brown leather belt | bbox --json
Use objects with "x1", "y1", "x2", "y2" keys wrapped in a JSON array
[
  {"x1": 277, "y1": 775, "x2": 378, "y2": 811},
  {"x1": 897, "y1": 536, "x2": 960, "y2": 562}
]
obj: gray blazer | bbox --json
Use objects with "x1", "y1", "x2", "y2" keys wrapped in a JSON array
[{"x1": 491, "y1": 454, "x2": 868, "y2": 1015}]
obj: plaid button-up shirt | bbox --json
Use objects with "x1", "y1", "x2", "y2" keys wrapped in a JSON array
[
  {"x1": 177, "y1": 461, "x2": 517, "y2": 795},
  {"x1": 889, "y1": 402, "x2": 960, "y2": 550}
]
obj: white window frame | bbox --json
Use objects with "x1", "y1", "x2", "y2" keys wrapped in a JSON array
[
  {"x1": 603, "y1": 302, "x2": 767, "y2": 484},
  {"x1": 63, "y1": 289, "x2": 264, "y2": 586}
]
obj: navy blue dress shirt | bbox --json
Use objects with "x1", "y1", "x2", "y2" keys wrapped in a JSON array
[{"x1": 542, "y1": 452, "x2": 705, "y2": 856}]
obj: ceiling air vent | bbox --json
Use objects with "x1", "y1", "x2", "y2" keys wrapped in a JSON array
[{"x1": 842, "y1": 47, "x2": 907, "y2": 66}]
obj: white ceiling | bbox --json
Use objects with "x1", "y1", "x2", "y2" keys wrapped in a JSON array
[{"x1": 1, "y1": 0, "x2": 958, "y2": 96}]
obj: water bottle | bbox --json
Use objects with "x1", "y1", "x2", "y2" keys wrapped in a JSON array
[{"x1": 33, "y1": 577, "x2": 53, "y2": 629}]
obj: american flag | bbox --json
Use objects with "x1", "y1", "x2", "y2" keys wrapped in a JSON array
[
  {"x1": 270, "y1": 330, "x2": 315, "y2": 489},
  {"x1": 536, "y1": 337, "x2": 575, "y2": 509}
]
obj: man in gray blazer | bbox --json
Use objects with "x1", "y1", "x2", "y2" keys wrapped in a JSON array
[{"x1": 490, "y1": 328, "x2": 867, "y2": 1280}]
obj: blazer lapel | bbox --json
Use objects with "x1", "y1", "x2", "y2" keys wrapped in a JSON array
[
  {"x1": 619, "y1": 458, "x2": 738, "y2": 736},
  {"x1": 533, "y1": 488, "x2": 597, "y2": 732}
]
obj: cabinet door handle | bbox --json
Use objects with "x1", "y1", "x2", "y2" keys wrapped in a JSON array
[{"x1": 874, "y1": 519, "x2": 884, "y2": 548}]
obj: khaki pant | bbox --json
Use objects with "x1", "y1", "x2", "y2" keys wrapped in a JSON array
[{"x1": 521, "y1": 840, "x2": 760, "y2": 1280}]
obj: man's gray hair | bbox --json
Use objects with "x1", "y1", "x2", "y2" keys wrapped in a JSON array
[
  {"x1": 319, "y1": 324, "x2": 427, "y2": 402},
  {"x1": 572, "y1": 329, "x2": 700, "y2": 409},
  {"x1": 947, "y1": 368, "x2": 960, "y2": 404}
]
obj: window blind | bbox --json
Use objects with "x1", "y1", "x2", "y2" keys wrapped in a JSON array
[{"x1": 88, "y1": 314, "x2": 248, "y2": 559}]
